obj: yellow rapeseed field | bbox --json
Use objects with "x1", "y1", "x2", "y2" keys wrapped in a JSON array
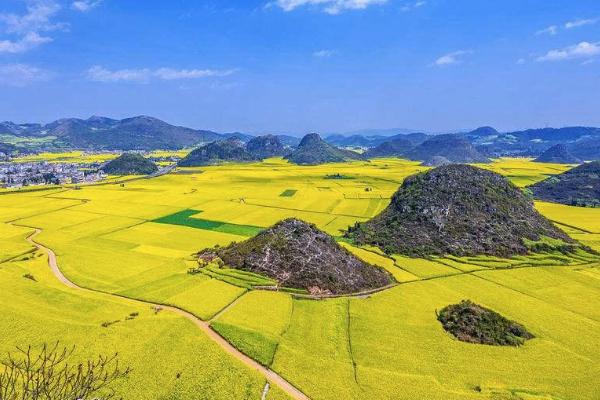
[{"x1": 1, "y1": 156, "x2": 598, "y2": 399}]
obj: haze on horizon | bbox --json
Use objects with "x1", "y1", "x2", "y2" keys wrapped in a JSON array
[{"x1": 1, "y1": 0, "x2": 599, "y2": 134}]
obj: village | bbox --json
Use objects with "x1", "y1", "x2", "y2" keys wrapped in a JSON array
[{"x1": 0, "y1": 161, "x2": 106, "y2": 189}]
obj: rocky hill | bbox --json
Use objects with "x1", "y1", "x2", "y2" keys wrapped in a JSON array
[
  {"x1": 534, "y1": 144, "x2": 581, "y2": 164},
  {"x1": 178, "y1": 138, "x2": 259, "y2": 166},
  {"x1": 246, "y1": 135, "x2": 287, "y2": 158},
  {"x1": 101, "y1": 153, "x2": 158, "y2": 175},
  {"x1": 364, "y1": 138, "x2": 413, "y2": 158},
  {"x1": 529, "y1": 161, "x2": 600, "y2": 207},
  {"x1": 346, "y1": 165, "x2": 576, "y2": 257},
  {"x1": 198, "y1": 219, "x2": 392, "y2": 295},
  {"x1": 285, "y1": 133, "x2": 363, "y2": 165},
  {"x1": 406, "y1": 134, "x2": 490, "y2": 163}
]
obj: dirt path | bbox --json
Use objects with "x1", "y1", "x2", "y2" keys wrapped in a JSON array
[{"x1": 23, "y1": 228, "x2": 309, "y2": 400}]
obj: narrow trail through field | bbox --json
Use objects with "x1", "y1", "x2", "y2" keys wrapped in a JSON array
[{"x1": 21, "y1": 226, "x2": 310, "y2": 400}]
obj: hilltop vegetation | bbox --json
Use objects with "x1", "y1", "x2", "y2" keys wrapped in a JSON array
[
  {"x1": 406, "y1": 134, "x2": 490, "y2": 163},
  {"x1": 198, "y1": 218, "x2": 392, "y2": 295},
  {"x1": 246, "y1": 135, "x2": 287, "y2": 159},
  {"x1": 346, "y1": 165, "x2": 576, "y2": 257},
  {"x1": 285, "y1": 133, "x2": 363, "y2": 165},
  {"x1": 530, "y1": 161, "x2": 600, "y2": 207},
  {"x1": 178, "y1": 138, "x2": 259, "y2": 166},
  {"x1": 438, "y1": 300, "x2": 534, "y2": 346},
  {"x1": 101, "y1": 153, "x2": 158, "y2": 175}
]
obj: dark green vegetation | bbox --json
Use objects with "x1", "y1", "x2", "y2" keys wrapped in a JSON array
[
  {"x1": 153, "y1": 209, "x2": 263, "y2": 236},
  {"x1": 101, "y1": 153, "x2": 158, "y2": 175},
  {"x1": 534, "y1": 144, "x2": 582, "y2": 164},
  {"x1": 438, "y1": 300, "x2": 534, "y2": 346},
  {"x1": 529, "y1": 161, "x2": 600, "y2": 207},
  {"x1": 198, "y1": 218, "x2": 392, "y2": 295},
  {"x1": 246, "y1": 135, "x2": 287, "y2": 159},
  {"x1": 210, "y1": 322, "x2": 277, "y2": 366},
  {"x1": 347, "y1": 165, "x2": 578, "y2": 257},
  {"x1": 178, "y1": 138, "x2": 259, "y2": 167},
  {"x1": 406, "y1": 134, "x2": 490, "y2": 163},
  {"x1": 363, "y1": 138, "x2": 413, "y2": 158},
  {"x1": 285, "y1": 133, "x2": 363, "y2": 165},
  {"x1": 279, "y1": 189, "x2": 297, "y2": 197}
]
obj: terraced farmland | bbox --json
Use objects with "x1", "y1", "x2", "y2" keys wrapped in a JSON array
[{"x1": 1, "y1": 157, "x2": 599, "y2": 399}]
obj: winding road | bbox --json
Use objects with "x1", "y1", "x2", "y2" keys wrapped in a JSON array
[{"x1": 22, "y1": 227, "x2": 310, "y2": 400}]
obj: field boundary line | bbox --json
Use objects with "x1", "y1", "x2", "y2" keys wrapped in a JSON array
[
  {"x1": 550, "y1": 220, "x2": 596, "y2": 234},
  {"x1": 15, "y1": 224, "x2": 311, "y2": 400},
  {"x1": 346, "y1": 299, "x2": 360, "y2": 386},
  {"x1": 209, "y1": 290, "x2": 248, "y2": 322}
]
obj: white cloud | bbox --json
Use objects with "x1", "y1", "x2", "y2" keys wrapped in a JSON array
[
  {"x1": 71, "y1": 1, "x2": 103, "y2": 12},
  {"x1": 0, "y1": 0, "x2": 63, "y2": 53},
  {"x1": 270, "y1": 0, "x2": 388, "y2": 15},
  {"x1": 0, "y1": 64, "x2": 51, "y2": 86},
  {"x1": 433, "y1": 50, "x2": 472, "y2": 66},
  {"x1": 536, "y1": 25, "x2": 558, "y2": 36},
  {"x1": 313, "y1": 49, "x2": 335, "y2": 58},
  {"x1": 87, "y1": 66, "x2": 152, "y2": 83},
  {"x1": 87, "y1": 66, "x2": 237, "y2": 83},
  {"x1": 0, "y1": 0, "x2": 63, "y2": 34},
  {"x1": 0, "y1": 32, "x2": 52, "y2": 54},
  {"x1": 565, "y1": 18, "x2": 597, "y2": 29},
  {"x1": 401, "y1": 0, "x2": 426, "y2": 12},
  {"x1": 536, "y1": 41, "x2": 600, "y2": 62},
  {"x1": 154, "y1": 67, "x2": 236, "y2": 80},
  {"x1": 516, "y1": 58, "x2": 526, "y2": 65}
]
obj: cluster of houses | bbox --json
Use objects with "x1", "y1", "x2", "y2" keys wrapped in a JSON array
[{"x1": 0, "y1": 162, "x2": 107, "y2": 189}]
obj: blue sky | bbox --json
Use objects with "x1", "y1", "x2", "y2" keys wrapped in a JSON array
[{"x1": 1, "y1": 0, "x2": 599, "y2": 134}]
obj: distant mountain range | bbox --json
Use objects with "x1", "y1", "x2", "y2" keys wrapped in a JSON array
[
  {"x1": 0, "y1": 116, "x2": 222, "y2": 151},
  {"x1": 0, "y1": 116, "x2": 304, "y2": 152},
  {"x1": 1, "y1": 116, "x2": 600, "y2": 160},
  {"x1": 467, "y1": 126, "x2": 600, "y2": 159}
]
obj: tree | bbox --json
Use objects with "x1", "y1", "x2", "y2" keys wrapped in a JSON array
[{"x1": 0, "y1": 343, "x2": 131, "y2": 400}]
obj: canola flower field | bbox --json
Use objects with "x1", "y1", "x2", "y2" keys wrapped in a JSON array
[{"x1": 1, "y1": 156, "x2": 599, "y2": 399}]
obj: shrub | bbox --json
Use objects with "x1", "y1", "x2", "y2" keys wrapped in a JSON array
[{"x1": 0, "y1": 343, "x2": 130, "y2": 400}]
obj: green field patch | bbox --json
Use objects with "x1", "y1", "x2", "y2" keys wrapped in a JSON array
[
  {"x1": 279, "y1": 189, "x2": 297, "y2": 197},
  {"x1": 152, "y1": 209, "x2": 263, "y2": 236},
  {"x1": 211, "y1": 322, "x2": 279, "y2": 366}
]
